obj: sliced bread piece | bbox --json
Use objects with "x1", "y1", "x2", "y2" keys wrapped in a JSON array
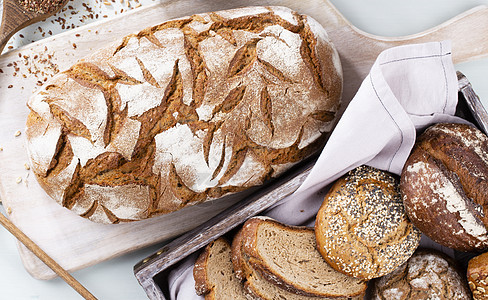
[
  {"x1": 231, "y1": 221, "x2": 363, "y2": 300},
  {"x1": 235, "y1": 217, "x2": 367, "y2": 298},
  {"x1": 193, "y1": 237, "x2": 248, "y2": 300}
]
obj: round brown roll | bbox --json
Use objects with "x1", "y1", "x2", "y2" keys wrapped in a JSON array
[
  {"x1": 401, "y1": 123, "x2": 488, "y2": 252},
  {"x1": 468, "y1": 251, "x2": 488, "y2": 300},
  {"x1": 315, "y1": 165, "x2": 421, "y2": 280},
  {"x1": 372, "y1": 248, "x2": 471, "y2": 300}
]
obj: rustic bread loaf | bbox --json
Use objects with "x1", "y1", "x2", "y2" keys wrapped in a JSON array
[
  {"x1": 401, "y1": 123, "x2": 488, "y2": 252},
  {"x1": 372, "y1": 248, "x2": 472, "y2": 300},
  {"x1": 233, "y1": 216, "x2": 367, "y2": 298},
  {"x1": 315, "y1": 165, "x2": 421, "y2": 280},
  {"x1": 193, "y1": 237, "x2": 247, "y2": 299},
  {"x1": 25, "y1": 6, "x2": 343, "y2": 223},
  {"x1": 468, "y1": 251, "x2": 488, "y2": 299}
]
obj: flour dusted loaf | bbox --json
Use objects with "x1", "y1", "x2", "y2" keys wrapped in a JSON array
[
  {"x1": 372, "y1": 248, "x2": 471, "y2": 300},
  {"x1": 401, "y1": 123, "x2": 488, "y2": 252},
  {"x1": 315, "y1": 165, "x2": 421, "y2": 280},
  {"x1": 232, "y1": 217, "x2": 367, "y2": 298},
  {"x1": 25, "y1": 6, "x2": 343, "y2": 223}
]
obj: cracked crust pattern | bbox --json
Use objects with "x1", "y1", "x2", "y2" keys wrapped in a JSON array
[
  {"x1": 372, "y1": 249, "x2": 471, "y2": 300},
  {"x1": 401, "y1": 123, "x2": 488, "y2": 252},
  {"x1": 25, "y1": 6, "x2": 343, "y2": 223},
  {"x1": 315, "y1": 165, "x2": 421, "y2": 280}
]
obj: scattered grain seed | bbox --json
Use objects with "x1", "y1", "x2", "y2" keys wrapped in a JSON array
[
  {"x1": 14, "y1": 130, "x2": 21, "y2": 137},
  {"x1": 16, "y1": 177, "x2": 22, "y2": 184},
  {"x1": 7, "y1": 207, "x2": 12, "y2": 214},
  {"x1": 72, "y1": 43, "x2": 77, "y2": 49},
  {"x1": 135, "y1": 3, "x2": 141, "y2": 8},
  {"x1": 24, "y1": 163, "x2": 30, "y2": 170},
  {"x1": 8, "y1": 85, "x2": 13, "y2": 88}
]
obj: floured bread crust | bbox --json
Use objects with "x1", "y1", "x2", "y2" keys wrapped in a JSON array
[
  {"x1": 372, "y1": 249, "x2": 471, "y2": 300},
  {"x1": 401, "y1": 123, "x2": 488, "y2": 251},
  {"x1": 25, "y1": 6, "x2": 343, "y2": 223}
]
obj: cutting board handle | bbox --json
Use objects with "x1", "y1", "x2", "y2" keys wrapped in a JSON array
[{"x1": 334, "y1": 4, "x2": 488, "y2": 64}]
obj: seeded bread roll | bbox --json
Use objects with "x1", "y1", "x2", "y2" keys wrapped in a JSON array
[
  {"x1": 233, "y1": 216, "x2": 367, "y2": 298},
  {"x1": 315, "y1": 165, "x2": 421, "y2": 280},
  {"x1": 467, "y1": 251, "x2": 488, "y2": 299},
  {"x1": 401, "y1": 123, "x2": 488, "y2": 252},
  {"x1": 372, "y1": 248, "x2": 471, "y2": 300},
  {"x1": 193, "y1": 237, "x2": 247, "y2": 299},
  {"x1": 25, "y1": 6, "x2": 343, "y2": 223}
]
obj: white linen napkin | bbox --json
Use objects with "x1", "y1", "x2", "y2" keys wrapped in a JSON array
[{"x1": 167, "y1": 40, "x2": 467, "y2": 299}]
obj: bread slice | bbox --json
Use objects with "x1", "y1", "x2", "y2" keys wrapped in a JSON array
[
  {"x1": 193, "y1": 237, "x2": 248, "y2": 300},
  {"x1": 234, "y1": 217, "x2": 367, "y2": 298},
  {"x1": 231, "y1": 221, "x2": 363, "y2": 300}
]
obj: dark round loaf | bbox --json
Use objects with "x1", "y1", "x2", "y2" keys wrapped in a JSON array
[
  {"x1": 372, "y1": 248, "x2": 471, "y2": 299},
  {"x1": 315, "y1": 165, "x2": 421, "y2": 280},
  {"x1": 467, "y1": 251, "x2": 488, "y2": 300},
  {"x1": 400, "y1": 123, "x2": 488, "y2": 252}
]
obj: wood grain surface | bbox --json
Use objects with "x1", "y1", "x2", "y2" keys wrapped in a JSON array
[
  {"x1": 0, "y1": 0, "x2": 69, "y2": 53},
  {"x1": 0, "y1": 0, "x2": 487, "y2": 280}
]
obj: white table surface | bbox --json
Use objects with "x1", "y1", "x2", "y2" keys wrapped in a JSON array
[{"x1": 1, "y1": 0, "x2": 488, "y2": 299}]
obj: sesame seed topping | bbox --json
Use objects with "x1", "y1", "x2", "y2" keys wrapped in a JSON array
[{"x1": 316, "y1": 165, "x2": 421, "y2": 279}]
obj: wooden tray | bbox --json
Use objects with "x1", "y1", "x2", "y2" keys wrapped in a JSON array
[
  {"x1": 0, "y1": 0, "x2": 487, "y2": 280},
  {"x1": 133, "y1": 72, "x2": 488, "y2": 299}
]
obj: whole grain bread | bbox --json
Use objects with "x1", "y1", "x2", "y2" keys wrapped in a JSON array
[
  {"x1": 372, "y1": 248, "x2": 472, "y2": 300},
  {"x1": 401, "y1": 123, "x2": 488, "y2": 251},
  {"x1": 25, "y1": 6, "x2": 342, "y2": 223},
  {"x1": 193, "y1": 237, "x2": 247, "y2": 300},
  {"x1": 467, "y1": 251, "x2": 488, "y2": 300},
  {"x1": 315, "y1": 165, "x2": 421, "y2": 280},
  {"x1": 233, "y1": 216, "x2": 367, "y2": 298}
]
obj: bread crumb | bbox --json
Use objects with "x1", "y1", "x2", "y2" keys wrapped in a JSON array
[
  {"x1": 16, "y1": 177, "x2": 22, "y2": 184},
  {"x1": 14, "y1": 130, "x2": 21, "y2": 137},
  {"x1": 0, "y1": 147, "x2": 3, "y2": 151}
]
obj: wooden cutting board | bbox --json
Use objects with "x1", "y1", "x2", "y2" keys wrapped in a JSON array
[{"x1": 1, "y1": 0, "x2": 487, "y2": 280}]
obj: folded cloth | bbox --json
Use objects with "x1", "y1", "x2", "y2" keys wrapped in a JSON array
[{"x1": 168, "y1": 40, "x2": 468, "y2": 299}]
